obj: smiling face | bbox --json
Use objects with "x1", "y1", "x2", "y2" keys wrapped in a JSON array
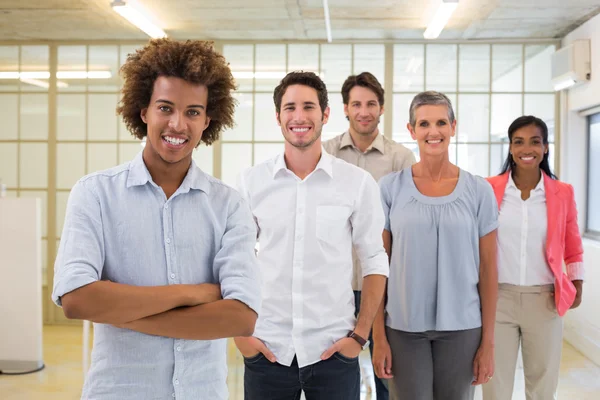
[
  {"x1": 140, "y1": 76, "x2": 211, "y2": 168},
  {"x1": 276, "y1": 84, "x2": 330, "y2": 150},
  {"x1": 344, "y1": 86, "x2": 383, "y2": 137},
  {"x1": 408, "y1": 104, "x2": 456, "y2": 157},
  {"x1": 509, "y1": 123, "x2": 548, "y2": 172}
]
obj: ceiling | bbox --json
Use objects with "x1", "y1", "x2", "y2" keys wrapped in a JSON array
[{"x1": 1, "y1": 0, "x2": 599, "y2": 42}]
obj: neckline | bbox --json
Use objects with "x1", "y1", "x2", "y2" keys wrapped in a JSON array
[{"x1": 406, "y1": 168, "x2": 465, "y2": 205}]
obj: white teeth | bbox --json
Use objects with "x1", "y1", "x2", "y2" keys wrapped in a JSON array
[
  {"x1": 291, "y1": 128, "x2": 309, "y2": 132},
  {"x1": 164, "y1": 136, "x2": 186, "y2": 145},
  {"x1": 521, "y1": 156, "x2": 534, "y2": 161},
  {"x1": 427, "y1": 139, "x2": 442, "y2": 144}
]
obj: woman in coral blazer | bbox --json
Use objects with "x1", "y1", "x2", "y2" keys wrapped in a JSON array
[{"x1": 482, "y1": 115, "x2": 584, "y2": 400}]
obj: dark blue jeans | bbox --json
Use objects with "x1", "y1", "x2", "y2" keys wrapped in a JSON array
[
  {"x1": 244, "y1": 353, "x2": 360, "y2": 400},
  {"x1": 355, "y1": 290, "x2": 389, "y2": 400}
]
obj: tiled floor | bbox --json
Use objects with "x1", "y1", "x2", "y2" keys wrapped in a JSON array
[{"x1": 1, "y1": 325, "x2": 599, "y2": 399}]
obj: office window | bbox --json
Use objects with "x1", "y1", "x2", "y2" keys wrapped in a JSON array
[{"x1": 587, "y1": 113, "x2": 600, "y2": 235}]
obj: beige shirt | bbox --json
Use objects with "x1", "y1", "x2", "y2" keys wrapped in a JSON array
[{"x1": 323, "y1": 131, "x2": 416, "y2": 290}]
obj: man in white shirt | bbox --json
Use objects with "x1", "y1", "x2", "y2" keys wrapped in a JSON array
[
  {"x1": 323, "y1": 72, "x2": 415, "y2": 400},
  {"x1": 235, "y1": 71, "x2": 389, "y2": 400}
]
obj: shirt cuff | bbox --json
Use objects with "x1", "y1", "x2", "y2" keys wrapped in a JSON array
[
  {"x1": 567, "y1": 262, "x2": 585, "y2": 281},
  {"x1": 52, "y1": 272, "x2": 98, "y2": 306},
  {"x1": 360, "y1": 253, "x2": 390, "y2": 278}
]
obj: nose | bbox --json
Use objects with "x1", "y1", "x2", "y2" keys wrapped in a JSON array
[
  {"x1": 168, "y1": 111, "x2": 185, "y2": 132},
  {"x1": 292, "y1": 108, "x2": 307, "y2": 122}
]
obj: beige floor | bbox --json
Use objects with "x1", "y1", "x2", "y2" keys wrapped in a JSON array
[{"x1": 1, "y1": 326, "x2": 599, "y2": 400}]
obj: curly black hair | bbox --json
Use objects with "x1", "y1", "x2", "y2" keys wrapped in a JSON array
[{"x1": 117, "y1": 38, "x2": 236, "y2": 145}]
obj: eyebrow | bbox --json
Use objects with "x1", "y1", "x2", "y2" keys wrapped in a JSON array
[
  {"x1": 155, "y1": 99, "x2": 205, "y2": 110},
  {"x1": 513, "y1": 134, "x2": 542, "y2": 139},
  {"x1": 283, "y1": 101, "x2": 317, "y2": 107}
]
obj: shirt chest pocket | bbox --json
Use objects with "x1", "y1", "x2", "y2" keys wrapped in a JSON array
[{"x1": 316, "y1": 205, "x2": 352, "y2": 245}]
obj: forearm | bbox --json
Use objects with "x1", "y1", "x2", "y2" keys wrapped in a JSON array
[
  {"x1": 371, "y1": 286, "x2": 387, "y2": 343},
  {"x1": 478, "y1": 263, "x2": 498, "y2": 346},
  {"x1": 355, "y1": 274, "x2": 387, "y2": 338},
  {"x1": 60, "y1": 281, "x2": 210, "y2": 324},
  {"x1": 120, "y1": 299, "x2": 257, "y2": 340}
]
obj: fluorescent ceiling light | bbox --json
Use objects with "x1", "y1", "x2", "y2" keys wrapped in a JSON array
[
  {"x1": 323, "y1": 0, "x2": 332, "y2": 43},
  {"x1": 111, "y1": 0, "x2": 167, "y2": 39},
  {"x1": 553, "y1": 77, "x2": 577, "y2": 91},
  {"x1": 0, "y1": 71, "x2": 112, "y2": 79},
  {"x1": 20, "y1": 78, "x2": 69, "y2": 89},
  {"x1": 423, "y1": 0, "x2": 459, "y2": 39}
]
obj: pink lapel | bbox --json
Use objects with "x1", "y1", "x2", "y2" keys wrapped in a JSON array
[{"x1": 543, "y1": 173, "x2": 560, "y2": 260}]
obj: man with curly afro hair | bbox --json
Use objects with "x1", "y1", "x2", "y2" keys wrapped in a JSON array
[{"x1": 52, "y1": 39, "x2": 261, "y2": 400}]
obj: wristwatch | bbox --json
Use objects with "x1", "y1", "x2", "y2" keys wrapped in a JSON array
[{"x1": 347, "y1": 331, "x2": 370, "y2": 350}]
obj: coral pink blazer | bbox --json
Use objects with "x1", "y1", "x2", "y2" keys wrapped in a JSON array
[{"x1": 487, "y1": 172, "x2": 584, "y2": 316}]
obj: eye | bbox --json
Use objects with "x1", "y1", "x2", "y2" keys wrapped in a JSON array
[
  {"x1": 419, "y1": 121, "x2": 428, "y2": 127},
  {"x1": 188, "y1": 109, "x2": 200, "y2": 116},
  {"x1": 159, "y1": 105, "x2": 171, "y2": 112},
  {"x1": 438, "y1": 121, "x2": 447, "y2": 126}
]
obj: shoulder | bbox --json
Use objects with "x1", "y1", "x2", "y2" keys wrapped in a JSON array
[{"x1": 322, "y1": 134, "x2": 343, "y2": 154}]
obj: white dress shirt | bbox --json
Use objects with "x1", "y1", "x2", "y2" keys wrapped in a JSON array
[
  {"x1": 237, "y1": 150, "x2": 389, "y2": 368},
  {"x1": 497, "y1": 174, "x2": 556, "y2": 286}
]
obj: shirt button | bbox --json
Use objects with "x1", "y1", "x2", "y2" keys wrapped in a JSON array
[
  {"x1": 164, "y1": 204, "x2": 169, "y2": 209},
  {"x1": 170, "y1": 273, "x2": 176, "y2": 279},
  {"x1": 172, "y1": 394, "x2": 175, "y2": 398},
  {"x1": 166, "y1": 238, "x2": 171, "y2": 244},
  {"x1": 175, "y1": 379, "x2": 179, "y2": 385},
  {"x1": 177, "y1": 346, "x2": 181, "y2": 351}
]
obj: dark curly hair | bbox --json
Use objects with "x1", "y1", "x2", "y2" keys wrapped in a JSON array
[
  {"x1": 117, "y1": 39, "x2": 236, "y2": 146},
  {"x1": 273, "y1": 71, "x2": 328, "y2": 114}
]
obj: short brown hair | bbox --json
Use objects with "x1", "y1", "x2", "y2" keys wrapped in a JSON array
[
  {"x1": 117, "y1": 39, "x2": 236, "y2": 146},
  {"x1": 341, "y1": 72, "x2": 384, "y2": 106},
  {"x1": 273, "y1": 71, "x2": 328, "y2": 114}
]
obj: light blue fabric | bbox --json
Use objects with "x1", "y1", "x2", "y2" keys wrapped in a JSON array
[
  {"x1": 379, "y1": 168, "x2": 498, "y2": 332},
  {"x1": 52, "y1": 151, "x2": 261, "y2": 400}
]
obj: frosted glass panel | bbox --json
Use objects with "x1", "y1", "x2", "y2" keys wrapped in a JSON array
[
  {"x1": 525, "y1": 45, "x2": 555, "y2": 92},
  {"x1": 119, "y1": 143, "x2": 142, "y2": 164},
  {"x1": 0, "y1": 94, "x2": 18, "y2": 139},
  {"x1": 222, "y1": 93, "x2": 253, "y2": 141},
  {"x1": 254, "y1": 93, "x2": 281, "y2": 142},
  {"x1": 394, "y1": 45, "x2": 424, "y2": 92},
  {"x1": 224, "y1": 45, "x2": 254, "y2": 92},
  {"x1": 457, "y1": 144, "x2": 489, "y2": 177},
  {"x1": 88, "y1": 45, "x2": 119, "y2": 92},
  {"x1": 490, "y1": 143, "x2": 510, "y2": 176},
  {"x1": 492, "y1": 45, "x2": 522, "y2": 92},
  {"x1": 87, "y1": 143, "x2": 118, "y2": 173},
  {"x1": 459, "y1": 45, "x2": 490, "y2": 92},
  {"x1": 192, "y1": 144, "x2": 213, "y2": 176},
  {"x1": 88, "y1": 94, "x2": 118, "y2": 140},
  {"x1": 57, "y1": 94, "x2": 86, "y2": 140},
  {"x1": 58, "y1": 45, "x2": 86, "y2": 92},
  {"x1": 254, "y1": 143, "x2": 284, "y2": 165},
  {"x1": 56, "y1": 143, "x2": 85, "y2": 189},
  {"x1": 0, "y1": 46, "x2": 19, "y2": 92},
  {"x1": 426, "y1": 45, "x2": 457, "y2": 92},
  {"x1": 21, "y1": 46, "x2": 49, "y2": 93},
  {"x1": 524, "y1": 94, "x2": 555, "y2": 141},
  {"x1": 457, "y1": 94, "x2": 489, "y2": 142},
  {"x1": 587, "y1": 114, "x2": 600, "y2": 232},
  {"x1": 321, "y1": 45, "x2": 351, "y2": 92},
  {"x1": 20, "y1": 94, "x2": 48, "y2": 140},
  {"x1": 288, "y1": 44, "x2": 319, "y2": 73},
  {"x1": 491, "y1": 94, "x2": 522, "y2": 141},
  {"x1": 354, "y1": 45, "x2": 385, "y2": 84},
  {"x1": 392, "y1": 93, "x2": 418, "y2": 143},
  {"x1": 20, "y1": 190, "x2": 48, "y2": 237},
  {"x1": 0, "y1": 143, "x2": 18, "y2": 187},
  {"x1": 221, "y1": 143, "x2": 252, "y2": 188},
  {"x1": 20, "y1": 143, "x2": 48, "y2": 188},
  {"x1": 323, "y1": 93, "x2": 347, "y2": 141},
  {"x1": 255, "y1": 45, "x2": 286, "y2": 92}
]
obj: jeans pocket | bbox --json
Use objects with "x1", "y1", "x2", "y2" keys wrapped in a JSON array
[
  {"x1": 243, "y1": 353, "x2": 265, "y2": 364},
  {"x1": 333, "y1": 351, "x2": 359, "y2": 364}
]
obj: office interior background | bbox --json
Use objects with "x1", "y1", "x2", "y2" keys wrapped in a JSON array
[{"x1": 0, "y1": 0, "x2": 599, "y2": 399}]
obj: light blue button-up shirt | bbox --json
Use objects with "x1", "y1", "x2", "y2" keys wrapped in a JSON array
[{"x1": 52, "y1": 151, "x2": 261, "y2": 400}]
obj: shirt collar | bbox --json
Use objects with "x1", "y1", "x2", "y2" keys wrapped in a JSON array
[
  {"x1": 272, "y1": 149, "x2": 334, "y2": 179},
  {"x1": 126, "y1": 150, "x2": 210, "y2": 194},
  {"x1": 339, "y1": 131, "x2": 385, "y2": 154},
  {"x1": 507, "y1": 172, "x2": 545, "y2": 193}
]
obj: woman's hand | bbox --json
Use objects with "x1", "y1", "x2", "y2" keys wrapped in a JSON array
[
  {"x1": 472, "y1": 342, "x2": 494, "y2": 385},
  {"x1": 372, "y1": 339, "x2": 394, "y2": 379}
]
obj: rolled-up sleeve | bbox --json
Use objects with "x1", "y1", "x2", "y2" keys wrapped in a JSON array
[
  {"x1": 52, "y1": 179, "x2": 105, "y2": 306},
  {"x1": 477, "y1": 177, "x2": 499, "y2": 237},
  {"x1": 212, "y1": 197, "x2": 262, "y2": 315},
  {"x1": 351, "y1": 174, "x2": 389, "y2": 278}
]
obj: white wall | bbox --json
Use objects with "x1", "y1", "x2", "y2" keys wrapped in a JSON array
[{"x1": 560, "y1": 12, "x2": 600, "y2": 366}]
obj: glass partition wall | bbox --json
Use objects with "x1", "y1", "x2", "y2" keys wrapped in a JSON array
[{"x1": 0, "y1": 40, "x2": 558, "y2": 324}]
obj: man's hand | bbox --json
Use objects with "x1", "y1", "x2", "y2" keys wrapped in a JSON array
[
  {"x1": 320, "y1": 337, "x2": 362, "y2": 360},
  {"x1": 234, "y1": 336, "x2": 277, "y2": 363},
  {"x1": 570, "y1": 280, "x2": 583, "y2": 309},
  {"x1": 372, "y1": 339, "x2": 394, "y2": 379}
]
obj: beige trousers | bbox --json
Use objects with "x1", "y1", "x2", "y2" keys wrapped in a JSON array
[{"x1": 482, "y1": 284, "x2": 563, "y2": 400}]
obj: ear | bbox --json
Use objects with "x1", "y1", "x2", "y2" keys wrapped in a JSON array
[
  {"x1": 450, "y1": 119, "x2": 457, "y2": 137},
  {"x1": 343, "y1": 103, "x2": 349, "y2": 118},
  {"x1": 276, "y1": 112, "x2": 281, "y2": 127},
  {"x1": 203, "y1": 116, "x2": 211, "y2": 131},
  {"x1": 140, "y1": 108, "x2": 148, "y2": 124},
  {"x1": 322, "y1": 106, "x2": 330, "y2": 125},
  {"x1": 380, "y1": 105, "x2": 384, "y2": 116},
  {"x1": 407, "y1": 122, "x2": 416, "y2": 141}
]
